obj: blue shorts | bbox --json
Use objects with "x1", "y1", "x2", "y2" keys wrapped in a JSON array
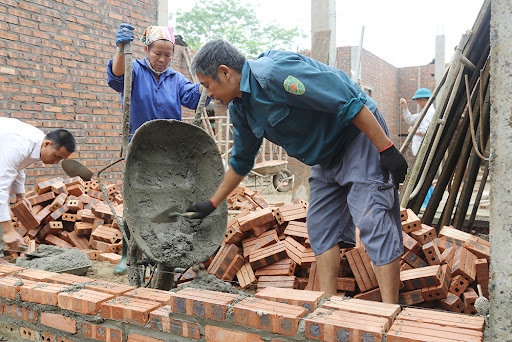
[{"x1": 307, "y1": 109, "x2": 404, "y2": 266}]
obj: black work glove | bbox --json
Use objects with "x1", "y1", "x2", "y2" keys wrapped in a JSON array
[
  {"x1": 186, "y1": 199, "x2": 217, "y2": 219},
  {"x1": 379, "y1": 144, "x2": 408, "y2": 190}
]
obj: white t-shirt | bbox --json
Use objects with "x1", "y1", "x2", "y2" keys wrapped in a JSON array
[
  {"x1": 403, "y1": 105, "x2": 435, "y2": 156},
  {"x1": 0, "y1": 117, "x2": 45, "y2": 221}
]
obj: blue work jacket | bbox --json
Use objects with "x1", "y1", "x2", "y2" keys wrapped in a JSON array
[
  {"x1": 107, "y1": 58, "x2": 208, "y2": 135},
  {"x1": 229, "y1": 50, "x2": 378, "y2": 176}
]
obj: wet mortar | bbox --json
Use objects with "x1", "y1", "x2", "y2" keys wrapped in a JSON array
[
  {"x1": 15, "y1": 245, "x2": 92, "y2": 273},
  {"x1": 124, "y1": 120, "x2": 227, "y2": 268}
]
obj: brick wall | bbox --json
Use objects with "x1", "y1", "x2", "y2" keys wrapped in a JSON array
[{"x1": 0, "y1": 0, "x2": 158, "y2": 189}]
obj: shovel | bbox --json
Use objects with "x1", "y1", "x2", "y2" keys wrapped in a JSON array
[
  {"x1": 151, "y1": 206, "x2": 196, "y2": 223},
  {"x1": 61, "y1": 159, "x2": 94, "y2": 181}
]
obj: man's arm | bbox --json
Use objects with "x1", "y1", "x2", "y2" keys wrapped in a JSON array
[
  {"x1": 211, "y1": 167, "x2": 245, "y2": 207},
  {"x1": 351, "y1": 106, "x2": 392, "y2": 150},
  {"x1": 351, "y1": 106, "x2": 408, "y2": 188}
]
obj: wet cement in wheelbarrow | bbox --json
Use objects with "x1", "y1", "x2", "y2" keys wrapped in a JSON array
[{"x1": 124, "y1": 120, "x2": 227, "y2": 269}]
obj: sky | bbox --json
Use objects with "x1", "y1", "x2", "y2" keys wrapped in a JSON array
[{"x1": 168, "y1": 0, "x2": 485, "y2": 67}]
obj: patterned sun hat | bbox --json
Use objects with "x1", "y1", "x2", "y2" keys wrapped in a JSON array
[{"x1": 140, "y1": 26, "x2": 175, "y2": 46}]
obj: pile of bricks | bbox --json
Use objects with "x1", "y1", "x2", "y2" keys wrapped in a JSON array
[
  {"x1": 395, "y1": 209, "x2": 489, "y2": 314},
  {"x1": 201, "y1": 186, "x2": 490, "y2": 317},
  {"x1": 7, "y1": 176, "x2": 124, "y2": 265},
  {"x1": 0, "y1": 263, "x2": 485, "y2": 341}
]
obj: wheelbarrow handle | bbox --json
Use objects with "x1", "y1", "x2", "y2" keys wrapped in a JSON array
[{"x1": 120, "y1": 41, "x2": 133, "y2": 157}]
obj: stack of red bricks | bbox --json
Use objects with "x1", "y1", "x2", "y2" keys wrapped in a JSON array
[
  {"x1": 8, "y1": 176, "x2": 124, "y2": 264},
  {"x1": 393, "y1": 209, "x2": 489, "y2": 314},
  {"x1": 201, "y1": 186, "x2": 489, "y2": 318},
  {"x1": 0, "y1": 263, "x2": 485, "y2": 341}
]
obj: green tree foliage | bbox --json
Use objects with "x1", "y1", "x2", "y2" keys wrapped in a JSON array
[{"x1": 171, "y1": 0, "x2": 306, "y2": 56}]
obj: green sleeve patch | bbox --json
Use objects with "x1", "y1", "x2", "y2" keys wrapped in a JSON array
[{"x1": 283, "y1": 75, "x2": 305, "y2": 95}]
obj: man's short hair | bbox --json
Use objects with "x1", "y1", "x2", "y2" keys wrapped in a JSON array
[
  {"x1": 45, "y1": 129, "x2": 76, "y2": 153},
  {"x1": 190, "y1": 39, "x2": 246, "y2": 81}
]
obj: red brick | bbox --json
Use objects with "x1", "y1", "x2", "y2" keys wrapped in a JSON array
[
  {"x1": 322, "y1": 296, "x2": 401, "y2": 325},
  {"x1": 150, "y1": 305, "x2": 201, "y2": 339},
  {"x1": 15, "y1": 269, "x2": 58, "y2": 282},
  {"x1": 305, "y1": 307, "x2": 389, "y2": 341},
  {"x1": 345, "y1": 247, "x2": 379, "y2": 292},
  {"x1": 125, "y1": 287, "x2": 175, "y2": 305},
  {"x1": 10, "y1": 201, "x2": 40, "y2": 229},
  {"x1": 0, "y1": 276, "x2": 35, "y2": 300},
  {"x1": 127, "y1": 334, "x2": 165, "y2": 342},
  {"x1": 81, "y1": 322, "x2": 122, "y2": 342},
  {"x1": 255, "y1": 258, "x2": 296, "y2": 277},
  {"x1": 257, "y1": 275, "x2": 298, "y2": 290},
  {"x1": 401, "y1": 265, "x2": 443, "y2": 291},
  {"x1": 0, "y1": 264, "x2": 26, "y2": 275},
  {"x1": 84, "y1": 280, "x2": 135, "y2": 296},
  {"x1": 401, "y1": 209, "x2": 421, "y2": 233},
  {"x1": 45, "y1": 273, "x2": 95, "y2": 285},
  {"x1": 249, "y1": 241, "x2": 287, "y2": 270},
  {"x1": 98, "y1": 252, "x2": 122, "y2": 264},
  {"x1": 19, "y1": 326, "x2": 36, "y2": 341},
  {"x1": 172, "y1": 287, "x2": 239, "y2": 321},
  {"x1": 3, "y1": 303, "x2": 38, "y2": 322},
  {"x1": 397, "y1": 307, "x2": 484, "y2": 331},
  {"x1": 234, "y1": 297, "x2": 308, "y2": 336},
  {"x1": 40, "y1": 312, "x2": 77, "y2": 333},
  {"x1": 388, "y1": 318, "x2": 483, "y2": 342},
  {"x1": 410, "y1": 224, "x2": 437, "y2": 245},
  {"x1": 236, "y1": 262, "x2": 256, "y2": 289},
  {"x1": 238, "y1": 207, "x2": 276, "y2": 231},
  {"x1": 205, "y1": 325, "x2": 264, "y2": 342},
  {"x1": 256, "y1": 286, "x2": 325, "y2": 313},
  {"x1": 474, "y1": 258, "x2": 489, "y2": 298},
  {"x1": 101, "y1": 295, "x2": 162, "y2": 326},
  {"x1": 58, "y1": 289, "x2": 114, "y2": 315},
  {"x1": 20, "y1": 282, "x2": 68, "y2": 306},
  {"x1": 422, "y1": 240, "x2": 442, "y2": 265}
]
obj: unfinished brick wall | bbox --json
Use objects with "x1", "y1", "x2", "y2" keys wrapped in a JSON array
[{"x1": 0, "y1": 0, "x2": 158, "y2": 188}]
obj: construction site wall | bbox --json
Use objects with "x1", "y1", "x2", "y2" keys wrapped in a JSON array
[
  {"x1": 1, "y1": 0, "x2": 435, "y2": 190},
  {"x1": 0, "y1": 0, "x2": 159, "y2": 189}
]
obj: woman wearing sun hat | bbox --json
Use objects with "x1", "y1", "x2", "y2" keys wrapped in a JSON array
[
  {"x1": 107, "y1": 24, "x2": 209, "y2": 135},
  {"x1": 106, "y1": 24, "x2": 209, "y2": 274}
]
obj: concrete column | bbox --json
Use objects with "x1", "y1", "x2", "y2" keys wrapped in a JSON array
[
  {"x1": 311, "y1": 0, "x2": 336, "y2": 66},
  {"x1": 489, "y1": 0, "x2": 512, "y2": 339},
  {"x1": 435, "y1": 34, "x2": 445, "y2": 87},
  {"x1": 157, "y1": 0, "x2": 168, "y2": 26}
]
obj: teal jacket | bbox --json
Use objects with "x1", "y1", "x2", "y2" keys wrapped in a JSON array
[{"x1": 229, "y1": 50, "x2": 378, "y2": 176}]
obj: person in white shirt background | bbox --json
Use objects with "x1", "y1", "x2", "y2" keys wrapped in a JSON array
[
  {"x1": 0, "y1": 117, "x2": 75, "y2": 264},
  {"x1": 400, "y1": 88, "x2": 435, "y2": 157},
  {"x1": 400, "y1": 88, "x2": 435, "y2": 208}
]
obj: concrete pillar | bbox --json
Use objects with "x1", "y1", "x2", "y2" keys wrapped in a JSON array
[
  {"x1": 489, "y1": 0, "x2": 512, "y2": 339},
  {"x1": 435, "y1": 34, "x2": 446, "y2": 87},
  {"x1": 157, "y1": 0, "x2": 168, "y2": 26},
  {"x1": 311, "y1": 0, "x2": 336, "y2": 66},
  {"x1": 292, "y1": 0, "x2": 336, "y2": 201}
]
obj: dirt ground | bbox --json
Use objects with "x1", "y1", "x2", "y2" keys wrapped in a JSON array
[{"x1": 84, "y1": 185, "x2": 293, "y2": 286}]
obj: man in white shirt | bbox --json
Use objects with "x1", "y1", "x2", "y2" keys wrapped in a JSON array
[
  {"x1": 400, "y1": 88, "x2": 435, "y2": 156},
  {"x1": 0, "y1": 117, "x2": 75, "y2": 264}
]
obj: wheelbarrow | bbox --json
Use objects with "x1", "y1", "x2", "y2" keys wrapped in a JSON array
[
  {"x1": 122, "y1": 119, "x2": 227, "y2": 288},
  {"x1": 248, "y1": 160, "x2": 294, "y2": 192}
]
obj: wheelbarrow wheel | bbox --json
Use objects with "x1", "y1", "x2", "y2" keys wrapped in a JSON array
[{"x1": 273, "y1": 169, "x2": 293, "y2": 192}]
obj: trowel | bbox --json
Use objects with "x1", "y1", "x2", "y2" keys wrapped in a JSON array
[
  {"x1": 151, "y1": 206, "x2": 196, "y2": 223},
  {"x1": 61, "y1": 159, "x2": 94, "y2": 181}
]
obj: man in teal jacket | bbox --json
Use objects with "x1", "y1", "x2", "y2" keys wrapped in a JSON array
[{"x1": 187, "y1": 39, "x2": 408, "y2": 303}]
